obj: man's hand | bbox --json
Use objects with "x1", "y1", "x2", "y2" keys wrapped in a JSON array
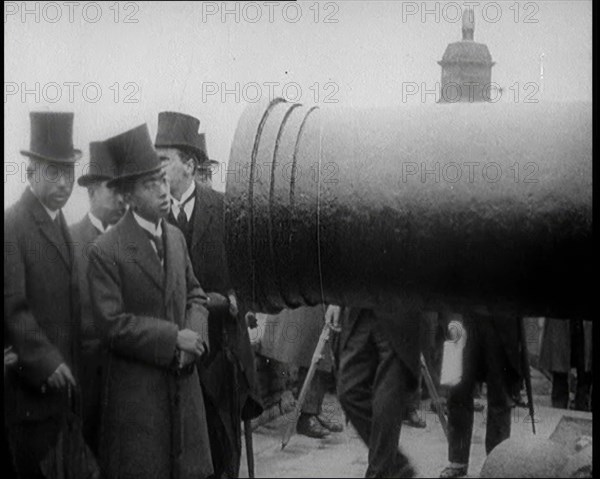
[
  {"x1": 47, "y1": 363, "x2": 76, "y2": 390},
  {"x1": 228, "y1": 293, "x2": 239, "y2": 317},
  {"x1": 245, "y1": 311, "x2": 258, "y2": 329},
  {"x1": 177, "y1": 350, "x2": 196, "y2": 368},
  {"x1": 177, "y1": 328, "x2": 206, "y2": 357},
  {"x1": 4, "y1": 346, "x2": 18, "y2": 377},
  {"x1": 4, "y1": 346, "x2": 18, "y2": 368},
  {"x1": 325, "y1": 305, "x2": 342, "y2": 332}
]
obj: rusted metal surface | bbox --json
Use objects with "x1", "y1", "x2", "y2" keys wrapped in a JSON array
[{"x1": 225, "y1": 99, "x2": 592, "y2": 318}]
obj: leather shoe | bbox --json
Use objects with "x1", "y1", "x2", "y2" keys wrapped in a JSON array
[
  {"x1": 440, "y1": 464, "x2": 468, "y2": 478},
  {"x1": 403, "y1": 410, "x2": 426, "y2": 428},
  {"x1": 296, "y1": 414, "x2": 330, "y2": 438},
  {"x1": 316, "y1": 414, "x2": 343, "y2": 433}
]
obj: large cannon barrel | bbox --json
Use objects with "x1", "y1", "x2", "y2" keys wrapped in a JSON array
[{"x1": 225, "y1": 99, "x2": 592, "y2": 318}]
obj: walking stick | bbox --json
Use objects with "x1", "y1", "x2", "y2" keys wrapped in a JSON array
[
  {"x1": 420, "y1": 353, "x2": 448, "y2": 439},
  {"x1": 520, "y1": 317, "x2": 536, "y2": 434},
  {"x1": 281, "y1": 323, "x2": 331, "y2": 450},
  {"x1": 244, "y1": 419, "x2": 255, "y2": 478}
]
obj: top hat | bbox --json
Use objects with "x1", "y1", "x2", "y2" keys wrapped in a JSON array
[
  {"x1": 77, "y1": 141, "x2": 119, "y2": 187},
  {"x1": 105, "y1": 124, "x2": 162, "y2": 188},
  {"x1": 155, "y1": 111, "x2": 209, "y2": 163},
  {"x1": 20, "y1": 111, "x2": 82, "y2": 163}
]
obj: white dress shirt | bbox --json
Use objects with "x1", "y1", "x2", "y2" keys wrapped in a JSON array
[
  {"x1": 170, "y1": 181, "x2": 196, "y2": 222},
  {"x1": 88, "y1": 212, "x2": 111, "y2": 234},
  {"x1": 132, "y1": 211, "x2": 163, "y2": 264}
]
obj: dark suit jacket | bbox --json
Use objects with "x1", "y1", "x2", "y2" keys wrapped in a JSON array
[
  {"x1": 341, "y1": 306, "x2": 423, "y2": 381},
  {"x1": 70, "y1": 214, "x2": 101, "y2": 348},
  {"x1": 88, "y1": 210, "x2": 213, "y2": 478},
  {"x1": 171, "y1": 184, "x2": 261, "y2": 419},
  {"x1": 4, "y1": 187, "x2": 80, "y2": 425}
]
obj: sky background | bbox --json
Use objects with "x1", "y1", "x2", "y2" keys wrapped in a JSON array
[{"x1": 4, "y1": 1, "x2": 592, "y2": 224}]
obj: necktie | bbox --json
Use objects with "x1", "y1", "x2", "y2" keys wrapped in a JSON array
[
  {"x1": 145, "y1": 230, "x2": 164, "y2": 263},
  {"x1": 173, "y1": 194, "x2": 194, "y2": 231}
]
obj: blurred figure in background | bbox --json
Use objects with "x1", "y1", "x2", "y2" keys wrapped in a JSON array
[{"x1": 539, "y1": 318, "x2": 592, "y2": 411}]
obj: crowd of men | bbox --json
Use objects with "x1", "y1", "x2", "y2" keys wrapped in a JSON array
[
  {"x1": 4, "y1": 111, "x2": 260, "y2": 479},
  {"x1": 4, "y1": 111, "x2": 592, "y2": 479}
]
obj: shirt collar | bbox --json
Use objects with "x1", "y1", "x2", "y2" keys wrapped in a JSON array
[
  {"x1": 172, "y1": 181, "x2": 196, "y2": 207},
  {"x1": 132, "y1": 210, "x2": 162, "y2": 237},
  {"x1": 88, "y1": 212, "x2": 110, "y2": 233},
  {"x1": 29, "y1": 185, "x2": 59, "y2": 220}
]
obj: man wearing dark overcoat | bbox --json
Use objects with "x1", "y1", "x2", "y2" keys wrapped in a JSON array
[
  {"x1": 69, "y1": 140, "x2": 126, "y2": 453},
  {"x1": 439, "y1": 308, "x2": 523, "y2": 478},
  {"x1": 88, "y1": 124, "x2": 213, "y2": 478},
  {"x1": 155, "y1": 111, "x2": 262, "y2": 478},
  {"x1": 326, "y1": 303, "x2": 421, "y2": 478},
  {"x1": 4, "y1": 112, "x2": 81, "y2": 478}
]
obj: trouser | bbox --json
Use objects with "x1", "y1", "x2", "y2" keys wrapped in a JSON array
[
  {"x1": 551, "y1": 371, "x2": 592, "y2": 411},
  {"x1": 7, "y1": 417, "x2": 61, "y2": 479},
  {"x1": 446, "y1": 314, "x2": 521, "y2": 465},
  {"x1": 337, "y1": 311, "x2": 415, "y2": 478},
  {"x1": 297, "y1": 367, "x2": 328, "y2": 416},
  {"x1": 80, "y1": 342, "x2": 103, "y2": 454},
  {"x1": 204, "y1": 350, "x2": 246, "y2": 479}
]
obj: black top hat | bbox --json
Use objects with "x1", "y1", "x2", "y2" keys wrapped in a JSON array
[
  {"x1": 155, "y1": 111, "x2": 209, "y2": 162},
  {"x1": 20, "y1": 112, "x2": 82, "y2": 163},
  {"x1": 105, "y1": 124, "x2": 162, "y2": 188},
  {"x1": 78, "y1": 141, "x2": 119, "y2": 187}
]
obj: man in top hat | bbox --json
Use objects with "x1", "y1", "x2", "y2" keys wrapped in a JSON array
[
  {"x1": 156, "y1": 111, "x2": 262, "y2": 478},
  {"x1": 69, "y1": 140, "x2": 126, "y2": 453},
  {"x1": 88, "y1": 124, "x2": 213, "y2": 478},
  {"x1": 4, "y1": 111, "x2": 82, "y2": 478}
]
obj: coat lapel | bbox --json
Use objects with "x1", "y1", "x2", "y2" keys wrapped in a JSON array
[
  {"x1": 120, "y1": 211, "x2": 164, "y2": 291},
  {"x1": 163, "y1": 221, "x2": 179, "y2": 306},
  {"x1": 190, "y1": 184, "x2": 215, "y2": 253},
  {"x1": 25, "y1": 188, "x2": 72, "y2": 269}
]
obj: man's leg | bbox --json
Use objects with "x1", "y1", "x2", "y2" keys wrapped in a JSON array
[
  {"x1": 8, "y1": 417, "x2": 61, "y2": 479},
  {"x1": 297, "y1": 367, "x2": 330, "y2": 438},
  {"x1": 551, "y1": 372, "x2": 569, "y2": 409},
  {"x1": 367, "y1": 317, "x2": 416, "y2": 477},
  {"x1": 574, "y1": 369, "x2": 592, "y2": 411},
  {"x1": 443, "y1": 316, "x2": 479, "y2": 476},
  {"x1": 337, "y1": 312, "x2": 378, "y2": 447},
  {"x1": 481, "y1": 317, "x2": 520, "y2": 456}
]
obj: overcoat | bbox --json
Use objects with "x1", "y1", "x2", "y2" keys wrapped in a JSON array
[
  {"x1": 539, "y1": 318, "x2": 593, "y2": 373},
  {"x1": 4, "y1": 187, "x2": 80, "y2": 426},
  {"x1": 70, "y1": 214, "x2": 105, "y2": 450},
  {"x1": 169, "y1": 184, "x2": 262, "y2": 416},
  {"x1": 258, "y1": 305, "x2": 333, "y2": 372},
  {"x1": 88, "y1": 210, "x2": 213, "y2": 479}
]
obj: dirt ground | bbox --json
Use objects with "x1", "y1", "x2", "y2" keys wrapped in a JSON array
[{"x1": 239, "y1": 369, "x2": 592, "y2": 478}]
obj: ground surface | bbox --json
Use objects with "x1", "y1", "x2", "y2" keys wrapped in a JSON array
[{"x1": 240, "y1": 369, "x2": 592, "y2": 478}]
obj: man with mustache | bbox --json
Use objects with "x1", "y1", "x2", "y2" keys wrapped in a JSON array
[
  {"x1": 4, "y1": 112, "x2": 81, "y2": 478},
  {"x1": 156, "y1": 111, "x2": 262, "y2": 478}
]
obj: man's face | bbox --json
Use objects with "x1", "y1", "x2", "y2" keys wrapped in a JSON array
[
  {"x1": 28, "y1": 159, "x2": 75, "y2": 210},
  {"x1": 157, "y1": 147, "x2": 194, "y2": 199},
  {"x1": 89, "y1": 180, "x2": 126, "y2": 226},
  {"x1": 127, "y1": 169, "x2": 170, "y2": 223}
]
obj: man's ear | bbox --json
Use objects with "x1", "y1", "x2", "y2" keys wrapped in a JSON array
[{"x1": 186, "y1": 157, "x2": 197, "y2": 176}]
